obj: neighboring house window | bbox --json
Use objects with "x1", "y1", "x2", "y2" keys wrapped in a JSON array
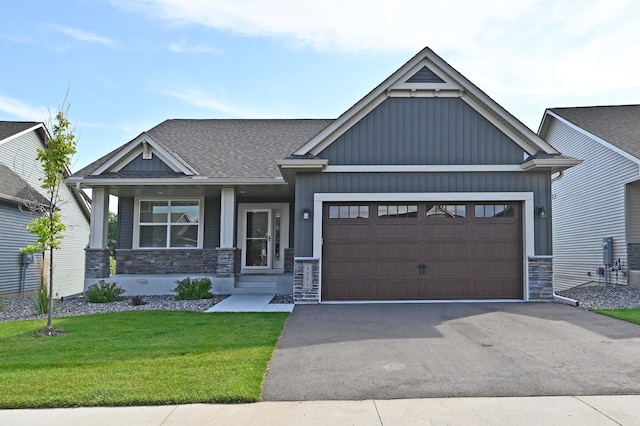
[{"x1": 138, "y1": 200, "x2": 200, "y2": 248}]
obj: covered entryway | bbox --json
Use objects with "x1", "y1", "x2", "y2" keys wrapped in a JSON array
[{"x1": 322, "y1": 202, "x2": 522, "y2": 301}]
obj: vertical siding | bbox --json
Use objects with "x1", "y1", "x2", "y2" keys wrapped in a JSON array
[
  {"x1": 117, "y1": 197, "x2": 134, "y2": 249},
  {"x1": 319, "y1": 98, "x2": 526, "y2": 165},
  {"x1": 294, "y1": 171, "x2": 550, "y2": 257},
  {"x1": 627, "y1": 182, "x2": 640, "y2": 242},
  {"x1": 120, "y1": 154, "x2": 174, "y2": 172},
  {"x1": 547, "y1": 118, "x2": 638, "y2": 291},
  {"x1": 0, "y1": 201, "x2": 43, "y2": 295},
  {"x1": 204, "y1": 195, "x2": 221, "y2": 249},
  {"x1": 0, "y1": 131, "x2": 90, "y2": 297}
]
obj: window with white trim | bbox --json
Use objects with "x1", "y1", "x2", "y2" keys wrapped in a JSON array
[{"x1": 138, "y1": 200, "x2": 200, "y2": 248}]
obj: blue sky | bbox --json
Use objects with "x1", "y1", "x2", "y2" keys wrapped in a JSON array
[{"x1": 2, "y1": 0, "x2": 640, "y2": 172}]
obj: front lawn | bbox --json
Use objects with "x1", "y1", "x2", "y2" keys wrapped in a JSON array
[
  {"x1": 591, "y1": 307, "x2": 640, "y2": 325},
  {"x1": 0, "y1": 311, "x2": 287, "y2": 408}
]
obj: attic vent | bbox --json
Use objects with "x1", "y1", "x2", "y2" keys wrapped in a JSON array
[
  {"x1": 406, "y1": 66, "x2": 445, "y2": 83},
  {"x1": 142, "y1": 141, "x2": 152, "y2": 160}
]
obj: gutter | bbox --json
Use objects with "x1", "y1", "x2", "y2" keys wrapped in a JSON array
[{"x1": 553, "y1": 293, "x2": 579, "y2": 307}]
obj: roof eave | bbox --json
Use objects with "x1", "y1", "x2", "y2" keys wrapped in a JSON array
[{"x1": 520, "y1": 158, "x2": 583, "y2": 173}]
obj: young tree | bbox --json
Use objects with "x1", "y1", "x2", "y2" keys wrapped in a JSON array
[{"x1": 23, "y1": 108, "x2": 77, "y2": 332}]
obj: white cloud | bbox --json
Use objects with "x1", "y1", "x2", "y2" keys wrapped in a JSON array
[
  {"x1": 0, "y1": 95, "x2": 48, "y2": 121},
  {"x1": 50, "y1": 24, "x2": 118, "y2": 48},
  {"x1": 113, "y1": 0, "x2": 640, "y2": 101},
  {"x1": 162, "y1": 86, "x2": 280, "y2": 118},
  {"x1": 168, "y1": 40, "x2": 222, "y2": 54}
]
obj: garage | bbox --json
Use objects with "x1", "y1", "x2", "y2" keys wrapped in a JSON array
[{"x1": 322, "y1": 202, "x2": 523, "y2": 301}]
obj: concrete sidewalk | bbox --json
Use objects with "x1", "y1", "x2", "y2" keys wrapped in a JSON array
[
  {"x1": 205, "y1": 295, "x2": 294, "y2": 313},
  {"x1": 2, "y1": 395, "x2": 639, "y2": 425}
]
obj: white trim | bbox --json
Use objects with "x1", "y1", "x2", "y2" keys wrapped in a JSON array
[
  {"x1": 68, "y1": 176, "x2": 289, "y2": 186},
  {"x1": 132, "y1": 197, "x2": 205, "y2": 250},
  {"x1": 237, "y1": 203, "x2": 290, "y2": 273},
  {"x1": 0, "y1": 122, "x2": 48, "y2": 146},
  {"x1": 312, "y1": 192, "x2": 535, "y2": 303},
  {"x1": 543, "y1": 110, "x2": 640, "y2": 166},
  {"x1": 324, "y1": 165, "x2": 523, "y2": 173},
  {"x1": 276, "y1": 159, "x2": 328, "y2": 169},
  {"x1": 92, "y1": 133, "x2": 197, "y2": 176},
  {"x1": 219, "y1": 188, "x2": 235, "y2": 248}
]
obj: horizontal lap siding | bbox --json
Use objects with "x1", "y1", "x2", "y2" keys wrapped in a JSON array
[
  {"x1": 0, "y1": 202, "x2": 43, "y2": 295},
  {"x1": 0, "y1": 131, "x2": 89, "y2": 297},
  {"x1": 294, "y1": 171, "x2": 550, "y2": 256},
  {"x1": 546, "y1": 119, "x2": 638, "y2": 291},
  {"x1": 319, "y1": 98, "x2": 526, "y2": 165}
]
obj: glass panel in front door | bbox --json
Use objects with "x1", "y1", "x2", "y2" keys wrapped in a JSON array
[
  {"x1": 273, "y1": 210, "x2": 283, "y2": 269},
  {"x1": 245, "y1": 211, "x2": 270, "y2": 267}
]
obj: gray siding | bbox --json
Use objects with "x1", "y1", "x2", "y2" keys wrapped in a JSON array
[
  {"x1": 294, "y1": 171, "x2": 551, "y2": 256},
  {"x1": 406, "y1": 66, "x2": 445, "y2": 83},
  {"x1": 0, "y1": 201, "x2": 43, "y2": 295},
  {"x1": 318, "y1": 98, "x2": 527, "y2": 165},
  {"x1": 120, "y1": 154, "x2": 174, "y2": 172},
  {"x1": 117, "y1": 197, "x2": 134, "y2": 249}
]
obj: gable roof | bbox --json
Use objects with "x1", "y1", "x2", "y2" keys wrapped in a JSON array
[
  {"x1": 75, "y1": 119, "x2": 333, "y2": 180},
  {"x1": 541, "y1": 105, "x2": 640, "y2": 161},
  {"x1": 0, "y1": 163, "x2": 49, "y2": 206},
  {"x1": 0, "y1": 121, "x2": 45, "y2": 144},
  {"x1": 293, "y1": 47, "x2": 560, "y2": 158}
]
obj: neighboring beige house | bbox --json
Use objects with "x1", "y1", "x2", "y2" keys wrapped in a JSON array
[
  {"x1": 0, "y1": 121, "x2": 90, "y2": 297},
  {"x1": 538, "y1": 105, "x2": 640, "y2": 291}
]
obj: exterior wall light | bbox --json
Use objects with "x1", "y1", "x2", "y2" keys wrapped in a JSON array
[
  {"x1": 302, "y1": 209, "x2": 310, "y2": 220},
  {"x1": 538, "y1": 207, "x2": 547, "y2": 218}
]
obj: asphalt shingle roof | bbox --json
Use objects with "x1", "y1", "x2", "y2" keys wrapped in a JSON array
[
  {"x1": 549, "y1": 105, "x2": 640, "y2": 160},
  {"x1": 75, "y1": 119, "x2": 334, "y2": 179},
  {"x1": 0, "y1": 163, "x2": 49, "y2": 205},
  {"x1": 0, "y1": 121, "x2": 39, "y2": 142}
]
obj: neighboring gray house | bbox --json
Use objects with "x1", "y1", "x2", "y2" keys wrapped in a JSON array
[
  {"x1": 539, "y1": 105, "x2": 640, "y2": 291},
  {"x1": 0, "y1": 121, "x2": 91, "y2": 297},
  {"x1": 70, "y1": 47, "x2": 578, "y2": 303}
]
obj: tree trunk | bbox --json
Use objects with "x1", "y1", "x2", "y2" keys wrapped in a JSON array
[{"x1": 47, "y1": 246, "x2": 54, "y2": 330}]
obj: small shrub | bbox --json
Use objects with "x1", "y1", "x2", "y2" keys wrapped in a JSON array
[
  {"x1": 172, "y1": 277, "x2": 213, "y2": 300},
  {"x1": 85, "y1": 281, "x2": 126, "y2": 303},
  {"x1": 130, "y1": 295, "x2": 147, "y2": 306},
  {"x1": 109, "y1": 257, "x2": 116, "y2": 275}
]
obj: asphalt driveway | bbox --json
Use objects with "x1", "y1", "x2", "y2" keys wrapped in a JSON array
[{"x1": 262, "y1": 303, "x2": 640, "y2": 401}]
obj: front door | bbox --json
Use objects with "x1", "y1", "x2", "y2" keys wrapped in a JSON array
[{"x1": 243, "y1": 210, "x2": 272, "y2": 269}]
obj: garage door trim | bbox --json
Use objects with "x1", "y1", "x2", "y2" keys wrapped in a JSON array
[{"x1": 313, "y1": 192, "x2": 535, "y2": 302}]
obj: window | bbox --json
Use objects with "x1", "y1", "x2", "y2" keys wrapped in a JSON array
[
  {"x1": 426, "y1": 204, "x2": 466, "y2": 218},
  {"x1": 328, "y1": 205, "x2": 369, "y2": 219},
  {"x1": 378, "y1": 204, "x2": 418, "y2": 218},
  {"x1": 475, "y1": 204, "x2": 514, "y2": 218},
  {"x1": 138, "y1": 200, "x2": 201, "y2": 248}
]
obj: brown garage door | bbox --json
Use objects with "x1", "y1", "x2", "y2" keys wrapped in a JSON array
[{"x1": 322, "y1": 202, "x2": 522, "y2": 301}]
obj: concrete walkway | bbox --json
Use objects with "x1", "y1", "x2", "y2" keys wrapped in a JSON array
[
  {"x1": 2, "y1": 395, "x2": 639, "y2": 425},
  {"x1": 205, "y1": 294, "x2": 294, "y2": 313}
]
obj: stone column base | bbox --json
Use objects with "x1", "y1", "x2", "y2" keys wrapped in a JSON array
[
  {"x1": 293, "y1": 257, "x2": 319, "y2": 303},
  {"x1": 216, "y1": 248, "x2": 238, "y2": 278},
  {"x1": 85, "y1": 248, "x2": 111, "y2": 279},
  {"x1": 528, "y1": 255, "x2": 553, "y2": 300}
]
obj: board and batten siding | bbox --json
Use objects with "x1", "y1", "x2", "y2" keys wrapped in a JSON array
[
  {"x1": 294, "y1": 171, "x2": 551, "y2": 257},
  {"x1": 546, "y1": 118, "x2": 639, "y2": 291},
  {"x1": 318, "y1": 98, "x2": 527, "y2": 166},
  {"x1": 626, "y1": 181, "x2": 640, "y2": 242},
  {"x1": 120, "y1": 153, "x2": 174, "y2": 172},
  {"x1": 0, "y1": 130, "x2": 90, "y2": 297},
  {"x1": 0, "y1": 201, "x2": 43, "y2": 295}
]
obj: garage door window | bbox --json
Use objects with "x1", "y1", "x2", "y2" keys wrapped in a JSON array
[
  {"x1": 426, "y1": 204, "x2": 466, "y2": 218},
  {"x1": 378, "y1": 205, "x2": 418, "y2": 218},
  {"x1": 475, "y1": 204, "x2": 515, "y2": 218},
  {"x1": 328, "y1": 205, "x2": 369, "y2": 219}
]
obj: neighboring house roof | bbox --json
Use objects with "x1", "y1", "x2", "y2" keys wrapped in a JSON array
[
  {"x1": 543, "y1": 105, "x2": 640, "y2": 160},
  {"x1": 74, "y1": 119, "x2": 334, "y2": 179},
  {"x1": 0, "y1": 163, "x2": 49, "y2": 206}
]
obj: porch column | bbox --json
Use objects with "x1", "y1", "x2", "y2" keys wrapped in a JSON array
[
  {"x1": 219, "y1": 187, "x2": 236, "y2": 248},
  {"x1": 89, "y1": 187, "x2": 109, "y2": 249},
  {"x1": 85, "y1": 187, "x2": 111, "y2": 279}
]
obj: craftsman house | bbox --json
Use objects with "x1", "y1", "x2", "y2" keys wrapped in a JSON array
[{"x1": 70, "y1": 47, "x2": 579, "y2": 302}]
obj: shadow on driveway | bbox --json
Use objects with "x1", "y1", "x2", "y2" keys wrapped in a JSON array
[{"x1": 263, "y1": 303, "x2": 640, "y2": 401}]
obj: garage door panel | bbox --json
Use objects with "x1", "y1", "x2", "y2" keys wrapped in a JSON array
[{"x1": 322, "y1": 201, "x2": 522, "y2": 301}]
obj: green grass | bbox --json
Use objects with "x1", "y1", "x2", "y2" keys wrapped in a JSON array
[
  {"x1": 591, "y1": 307, "x2": 640, "y2": 325},
  {"x1": 0, "y1": 311, "x2": 287, "y2": 408}
]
